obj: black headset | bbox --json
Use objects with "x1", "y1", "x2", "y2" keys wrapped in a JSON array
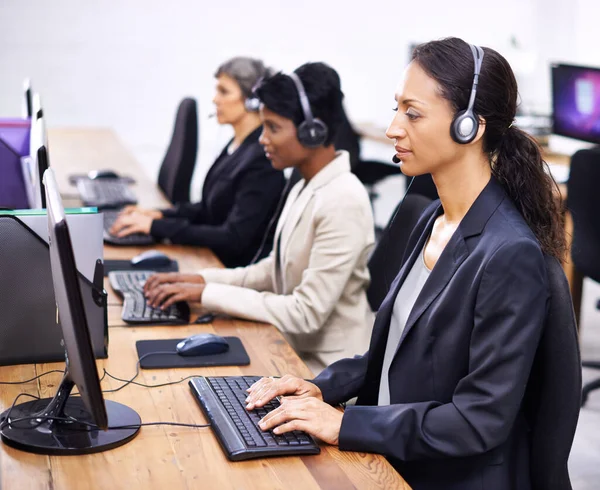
[
  {"x1": 244, "y1": 61, "x2": 272, "y2": 113},
  {"x1": 289, "y1": 72, "x2": 329, "y2": 148},
  {"x1": 245, "y1": 92, "x2": 261, "y2": 112},
  {"x1": 450, "y1": 44, "x2": 484, "y2": 144}
]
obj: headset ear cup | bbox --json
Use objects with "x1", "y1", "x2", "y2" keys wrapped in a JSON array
[
  {"x1": 297, "y1": 118, "x2": 329, "y2": 148},
  {"x1": 451, "y1": 110, "x2": 479, "y2": 144},
  {"x1": 244, "y1": 97, "x2": 260, "y2": 112}
]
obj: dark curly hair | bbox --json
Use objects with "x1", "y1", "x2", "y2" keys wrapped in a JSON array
[
  {"x1": 254, "y1": 62, "x2": 345, "y2": 146},
  {"x1": 413, "y1": 37, "x2": 566, "y2": 260}
]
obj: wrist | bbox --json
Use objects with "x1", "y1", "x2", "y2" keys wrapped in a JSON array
[{"x1": 314, "y1": 384, "x2": 323, "y2": 401}]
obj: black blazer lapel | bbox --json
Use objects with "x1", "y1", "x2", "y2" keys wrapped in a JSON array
[
  {"x1": 205, "y1": 127, "x2": 263, "y2": 188},
  {"x1": 394, "y1": 228, "x2": 469, "y2": 353},
  {"x1": 358, "y1": 203, "x2": 442, "y2": 404},
  {"x1": 393, "y1": 176, "x2": 506, "y2": 358}
]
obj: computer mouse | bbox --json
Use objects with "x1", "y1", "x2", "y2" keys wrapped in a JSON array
[
  {"x1": 130, "y1": 250, "x2": 171, "y2": 268},
  {"x1": 176, "y1": 334, "x2": 229, "y2": 356},
  {"x1": 88, "y1": 169, "x2": 120, "y2": 180}
]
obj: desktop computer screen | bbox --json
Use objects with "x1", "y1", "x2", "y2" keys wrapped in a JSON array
[
  {"x1": 36, "y1": 145, "x2": 49, "y2": 208},
  {"x1": 552, "y1": 63, "x2": 600, "y2": 144},
  {"x1": 25, "y1": 116, "x2": 49, "y2": 209},
  {"x1": 0, "y1": 168, "x2": 140, "y2": 455},
  {"x1": 22, "y1": 79, "x2": 32, "y2": 119},
  {"x1": 32, "y1": 93, "x2": 43, "y2": 120}
]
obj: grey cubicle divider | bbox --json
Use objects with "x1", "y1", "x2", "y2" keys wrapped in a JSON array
[{"x1": 0, "y1": 215, "x2": 108, "y2": 366}]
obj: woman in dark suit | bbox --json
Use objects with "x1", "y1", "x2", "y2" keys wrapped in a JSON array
[
  {"x1": 244, "y1": 38, "x2": 567, "y2": 490},
  {"x1": 110, "y1": 57, "x2": 285, "y2": 267}
]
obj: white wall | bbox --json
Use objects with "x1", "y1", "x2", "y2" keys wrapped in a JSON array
[{"x1": 0, "y1": 0, "x2": 588, "y2": 196}]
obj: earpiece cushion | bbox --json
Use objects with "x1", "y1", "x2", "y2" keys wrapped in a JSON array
[
  {"x1": 451, "y1": 110, "x2": 479, "y2": 144},
  {"x1": 245, "y1": 97, "x2": 260, "y2": 113},
  {"x1": 297, "y1": 118, "x2": 329, "y2": 148}
]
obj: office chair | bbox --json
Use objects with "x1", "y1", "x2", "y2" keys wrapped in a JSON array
[
  {"x1": 157, "y1": 98, "x2": 198, "y2": 204},
  {"x1": 523, "y1": 255, "x2": 581, "y2": 490},
  {"x1": 565, "y1": 147, "x2": 600, "y2": 406},
  {"x1": 366, "y1": 194, "x2": 432, "y2": 312}
]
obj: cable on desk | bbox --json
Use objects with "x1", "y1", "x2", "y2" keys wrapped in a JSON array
[
  {"x1": 0, "y1": 351, "x2": 200, "y2": 395},
  {"x1": 0, "y1": 352, "x2": 213, "y2": 433},
  {"x1": 1, "y1": 414, "x2": 210, "y2": 431},
  {"x1": 0, "y1": 370, "x2": 64, "y2": 385},
  {"x1": 100, "y1": 351, "x2": 181, "y2": 393},
  {"x1": 0, "y1": 384, "x2": 210, "y2": 432}
]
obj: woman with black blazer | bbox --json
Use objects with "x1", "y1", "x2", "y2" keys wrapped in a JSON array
[
  {"x1": 110, "y1": 57, "x2": 285, "y2": 268},
  {"x1": 244, "y1": 38, "x2": 569, "y2": 490}
]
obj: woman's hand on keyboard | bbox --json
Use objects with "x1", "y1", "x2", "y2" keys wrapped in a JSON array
[
  {"x1": 119, "y1": 205, "x2": 163, "y2": 219},
  {"x1": 143, "y1": 273, "x2": 205, "y2": 294},
  {"x1": 257, "y1": 396, "x2": 343, "y2": 446},
  {"x1": 145, "y1": 282, "x2": 206, "y2": 309},
  {"x1": 245, "y1": 375, "x2": 322, "y2": 410},
  {"x1": 110, "y1": 211, "x2": 154, "y2": 236}
]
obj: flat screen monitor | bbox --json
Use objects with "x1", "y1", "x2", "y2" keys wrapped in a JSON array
[
  {"x1": 0, "y1": 168, "x2": 140, "y2": 454},
  {"x1": 22, "y1": 79, "x2": 32, "y2": 119},
  {"x1": 32, "y1": 93, "x2": 43, "y2": 120},
  {"x1": 36, "y1": 146, "x2": 49, "y2": 208},
  {"x1": 27, "y1": 117, "x2": 49, "y2": 208},
  {"x1": 551, "y1": 63, "x2": 600, "y2": 144}
]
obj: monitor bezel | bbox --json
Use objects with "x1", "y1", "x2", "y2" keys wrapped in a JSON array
[
  {"x1": 551, "y1": 62, "x2": 600, "y2": 145},
  {"x1": 44, "y1": 168, "x2": 108, "y2": 429}
]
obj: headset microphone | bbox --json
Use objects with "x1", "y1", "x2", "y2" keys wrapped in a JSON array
[{"x1": 392, "y1": 155, "x2": 400, "y2": 164}]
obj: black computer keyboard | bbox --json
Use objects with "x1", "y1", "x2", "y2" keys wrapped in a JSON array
[
  {"x1": 77, "y1": 178, "x2": 138, "y2": 209},
  {"x1": 102, "y1": 210, "x2": 155, "y2": 246},
  {"x1": 109, "y1": 270, "x2": 190, "y2": 325},
  {"x1": 189, "y1": 376, "x2": 320, "y2": 461}
]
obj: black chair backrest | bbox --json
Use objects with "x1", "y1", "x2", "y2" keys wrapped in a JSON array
[
  {"x1": 367, "y1": 193, "x2": 432, "y2": 311},
  {"x1": 405, "y1": 173, "x2": 439, "y2": 201},
  {"x1": 566, "y1": 147, "x2": 600, "y2": 282},
  {"x1": 158, "y1": 98, "x2": 198, "y2": 204},
  {"x1": 523, "y1": 255, "x2": 581, "y2": 490},
  {"x1": 333, "y1": 111, "x2": 361, "y2": 170}
]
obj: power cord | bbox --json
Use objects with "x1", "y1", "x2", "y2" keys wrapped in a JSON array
[
  {"x1": 0, "y1": 351, "x2": 203, "y2": 394},
  {"x1": 0, "y1": 370, "x2": 64, "y2": 385},
  {"x1": 99, "y1": 351, "x2": 197, "y2": 393},
  {"x1": 0, "y1": 352, "x2": 213, "y2": 433}
]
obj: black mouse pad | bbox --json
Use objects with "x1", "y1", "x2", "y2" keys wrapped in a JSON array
[
  {"x1": 103, "y1": 259, "x2": 178, "y2": 276},
  {"x1": 135, "y1": 337, "x2": 250, "y2": 369}
]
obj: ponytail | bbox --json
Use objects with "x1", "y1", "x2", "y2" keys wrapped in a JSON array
[{"x1": 492, "y1": 127, "x2": 566, "y2": 260}]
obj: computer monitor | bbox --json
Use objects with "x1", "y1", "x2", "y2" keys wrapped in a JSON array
[
  {"x1": 22, "y1": 79, "x2": 33, "y2": 119},
  {"x1": 32, "y1": 93, "x2": 43, "y2": 120},
  {"x1": 36, "y1": 146, "x2": 49, "y2": 208},
  {"x1": 0, "y1": 168, "x2": 140, "y2": 455},
  {"x1": 27, "y1": 116, "x2": 50, "y2": 208},
  {"x1": 551, "y1": 63, "x2": 600, "y2": 144}
]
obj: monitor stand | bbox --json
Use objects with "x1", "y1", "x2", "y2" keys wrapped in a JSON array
[{"x1": 0, "y1": 367, "x2": 141, "y2": 455}]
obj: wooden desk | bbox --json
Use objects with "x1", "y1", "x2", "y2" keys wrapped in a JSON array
[{"x1": 0, "y1": 128, "x2": 410, "y2": 490}]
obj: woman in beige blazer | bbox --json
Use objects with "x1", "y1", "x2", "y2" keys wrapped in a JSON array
[{"x1": 144, "y1": 63, "x2": 375, "y2": 373}]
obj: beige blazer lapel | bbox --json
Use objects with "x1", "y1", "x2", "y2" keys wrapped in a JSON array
[
  {"x1": 277, "y1": 151, "x2": 352, "y2": 274},
  {"x1": 273, "y1": 181, "x2": 303, "y2": 250},
  {"x1": 278, "y1": 184, "x2": 313, "y2": 265}
]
